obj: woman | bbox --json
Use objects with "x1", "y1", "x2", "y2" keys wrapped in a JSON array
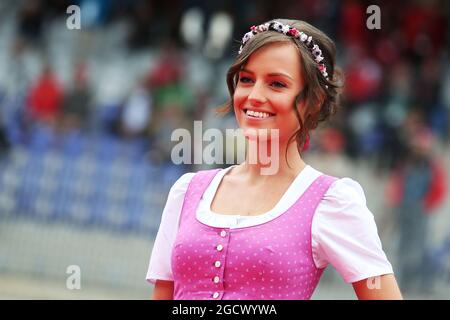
[{"x1": 147, "y1": 19, "x2": 403, "y2": 300}]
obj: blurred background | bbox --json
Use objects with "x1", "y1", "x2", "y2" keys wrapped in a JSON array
[{"x1": 0, "y1": 0, "x2": 449, "y2": 299}]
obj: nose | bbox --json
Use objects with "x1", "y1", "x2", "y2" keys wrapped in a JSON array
[{"x1": 247, "y1": 82, "x2": 267, "y2": 106}]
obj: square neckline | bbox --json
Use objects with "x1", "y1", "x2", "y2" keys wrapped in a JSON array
[{"x1": 206, "y1": 164, "x2": 312, "y2": 218}]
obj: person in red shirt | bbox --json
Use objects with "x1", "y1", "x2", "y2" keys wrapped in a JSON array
[{"x1": 26, "y1": 65, "x2": 63, "y2": 125}]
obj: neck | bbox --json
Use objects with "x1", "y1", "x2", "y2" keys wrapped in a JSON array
[{"x1": 240, "y1": 139, "x2": 306, "y2": 182}]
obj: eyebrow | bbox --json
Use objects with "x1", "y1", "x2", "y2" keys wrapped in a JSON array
[{"x1": 240, "y1": 68, "x2": 294, "y2": 81}]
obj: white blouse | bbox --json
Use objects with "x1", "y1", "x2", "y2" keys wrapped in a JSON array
[{"x1": 147, "y1": 165, "x2": 394, "y2": 284}]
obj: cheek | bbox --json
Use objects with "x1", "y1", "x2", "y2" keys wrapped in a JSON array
[
  {"x1": 285, "y1": 95, "x2": 301, "y2": 112},
  {"x1": 284, "y1": 110, "x2": 301, "y2": 131},
  {"x1": 262, "y1": 107, "x2": 298, "y2": 137},
  {"x1": 233, "y1": 88, "x2": 246, "y2": 110}
]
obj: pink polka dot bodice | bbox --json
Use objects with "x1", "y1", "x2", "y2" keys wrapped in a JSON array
[{"x1": 171, "y1": 168, "x2": 337, "y2": 300}]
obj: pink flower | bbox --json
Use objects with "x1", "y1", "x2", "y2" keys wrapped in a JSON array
[{"x1": 288, "y1": 28, "x2": 299, "y2": 37}]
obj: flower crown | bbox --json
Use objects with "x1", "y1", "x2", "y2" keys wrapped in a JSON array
[{"x1": 238, "y1": 21, "x2": 329, "y2": 82}]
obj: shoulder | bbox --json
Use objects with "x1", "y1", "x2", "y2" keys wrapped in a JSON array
[
  {"x1": 306, "y1": 165, "x2": 367, "y2": 207},
  {"x1": 313, "y1": 175, "x2": 376, "y2": 237},
  {"x1": 323, "y1": 177, "x2": 367, "y2": 207},
  {"x1": 166, "y1": 172, "x2": 197, "y2": 202},
  {"x1": 312, "y1": 171, "x2": 375, "y2": 228},
  {"x1": 169, "y1": 168, "x2": 222, "y2": 195},
  {"x1": 170, "y1": 172, "x2": 196, "y2": 193}
]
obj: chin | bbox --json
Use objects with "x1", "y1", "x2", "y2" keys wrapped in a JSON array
[{"x1": 242, "y1": 127, "x2": 277, "y2": 142}]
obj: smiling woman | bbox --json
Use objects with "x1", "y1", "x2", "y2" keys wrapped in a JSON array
[
  {"x1": 233, "y1": 43, "x2": 305, "y2": 145},
  {"x1": 146, "y1": 18, "x2": 403, "y2": 300},
  {"x1": 218, "y1": 19, "x2": 341, "y2": 160}
]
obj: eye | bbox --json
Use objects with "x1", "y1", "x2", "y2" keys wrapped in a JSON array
[
  {"x1": 271, "y1": 80, "x2": 287, "y2": 88},
  {"x1": 239, "y1": 76, "x2": 253, "y2": 83}
]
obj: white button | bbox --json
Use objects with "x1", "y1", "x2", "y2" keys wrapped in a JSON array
[
  {"x1": 220, "y1": 230, "x2": 227, "y2": 237},
  {"x1": 213, "y1": 276, "x2": 220, "y2": 283},
  {"x1": 212, "y1": 292, "x2": 220, "y2": 299},
  {"x1": 214, "y1": 261, "x2": 221, "y2": 268},
  {"x1": 216, "y1": 244, "x2": 223, "y2": 251}
]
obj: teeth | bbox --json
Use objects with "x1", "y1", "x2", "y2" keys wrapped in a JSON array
[{"x1": 245, "y1": 110, "x2": 273, "y2": 118}]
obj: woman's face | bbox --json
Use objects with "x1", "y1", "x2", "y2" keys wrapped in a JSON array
[{"x1": 233, "y1": 42, "x2": 305, "y2": 143}]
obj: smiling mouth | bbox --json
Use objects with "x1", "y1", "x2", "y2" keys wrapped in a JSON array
[{"x1": 243, "y1": 109, "x2": 276, "y2": 119}]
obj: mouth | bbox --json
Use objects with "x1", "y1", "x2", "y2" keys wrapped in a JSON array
[{"x1": 242, "y1": 109, "x2": 276, "y2": 120}]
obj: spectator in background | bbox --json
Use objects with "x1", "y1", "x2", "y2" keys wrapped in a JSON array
[
  {"x1": 338, "y1": 0, "x2": 367, "y2": 47},
  {"x1": 126, "y1": 0, "x2": 155, "y2": 49},
  {"x1": 400, "y1": 1, "x2": 446, "y2": 58},
  {"x1": 118, "y1": 77, "x2": 153, "y2": 139},
  {"x1": 148, "y1": 41, "x2": 194, "y2": 162},
  {"x1": 25, "y1": 64, "x2": 63, "y2": 126},
  {"x1": 16, "y1": 0, "x2": 44, "y2": 48},
  {"x1": 0, "y1": 121, "x2": 11, "y2": 158},
  {"x1": 386, "y1": 110, "x2": 447, "y2": 294},
  {"x1": 58, "y1": 63, "x2": 92, "y2": 133},
  {"x1": 148, "y1": 41, "x2": 185, "y2": 89}
]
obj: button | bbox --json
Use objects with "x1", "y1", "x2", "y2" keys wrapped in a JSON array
[
  {"x1": 216, "y1": 244, "x2": 223, "y2": 251},
  {"x1": 214, "y1": 261, "x2": 221, "y2": 268},
  {"x1": 213, "y1": 276, "x2": 220, "y2": 283},
  {"x1": 212, "y1": 292, "x2": 220, "y2": 299},
  {"x1": 220, "y1": 230, "x2": 227, "y2": 237}
]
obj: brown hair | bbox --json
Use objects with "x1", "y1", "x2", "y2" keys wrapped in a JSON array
[{"x1": 216, "y1": 19, "x2": 343, "y2": 163}]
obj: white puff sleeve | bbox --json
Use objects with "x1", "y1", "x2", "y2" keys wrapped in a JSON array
[
  {"x1": 311, "y1": 178, "x2": 394, "y2": 283},
  {"x1": 145, "y1": 172, "x2": 195, "y2": 284}
]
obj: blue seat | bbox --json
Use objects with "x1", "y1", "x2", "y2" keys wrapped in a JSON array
[
  {"x1": 93, "y1": 134, "x2": 121, "y2": 162},
  {"x1": 61, "y1": 130, "x2": 87, "y2": 158},
  {"x1": 121, "y1": 138, "x2": 150, "y2": 161},
  {"x1": 28, "y1": 124, "x2": 55, "y2": 154}
]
